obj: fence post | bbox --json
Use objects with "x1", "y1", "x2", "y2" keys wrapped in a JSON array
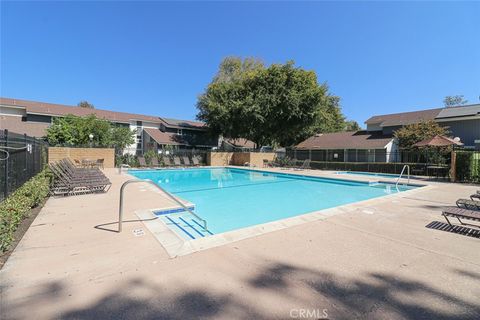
[
  {"x1": 24, "y1": 133, "x2": 28, "y2": 178},
  {"x1": 450, "y1": 151, "x2": 456, "y2": 182},
  {"x1": 4, "y1": 129, "x2": 9, "y2": 199},
  {"x1": 32, "y1": 138, "x2": 36, "y2": 173}
]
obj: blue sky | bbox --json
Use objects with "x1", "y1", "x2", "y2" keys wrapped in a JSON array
[{"x1": 1, "y1": 1, "x2": 479, "y2": 127}]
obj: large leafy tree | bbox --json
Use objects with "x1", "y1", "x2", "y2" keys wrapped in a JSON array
[
  {"x1": 46, "y1": 114, "x2": 135, "y2": 153},
  {"x1": 393, "y1": 120, "x2": 449, "y2": 149},
  {"x1": 344, "y1": 120, "x2": 361, "y2": 132},
  {"x1": 78, "y1": 101, "x2": 95, "y2": 109},
  {"x1": 197, "y1": 57, "x2": 346, "y2": 147},
  {"x1": 443, "y1": 95, "x2": 468, "y2": 107}
]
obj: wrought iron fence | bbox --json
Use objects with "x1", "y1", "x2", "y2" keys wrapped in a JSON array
[
  {"x1": 0, "y1": 130, "x2": 48, "y2": 201},
  {"x1": 283, "y1": 148, "x2": 452, "y2": 177}
]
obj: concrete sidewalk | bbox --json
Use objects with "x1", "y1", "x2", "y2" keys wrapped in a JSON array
[{"x1": 1, "y1": 168, "x2": 479, "y2": 319}]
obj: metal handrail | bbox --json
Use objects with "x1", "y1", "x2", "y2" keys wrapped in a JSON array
[
  {"x1": 118, "y1": 179, "x2": 207, "y2": 232},
  {"x1": 396, "y1": 165, "x2": 410, "y2": 187}
]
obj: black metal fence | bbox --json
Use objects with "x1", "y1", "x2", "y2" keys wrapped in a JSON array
[
  {"x1": 284, "y1": 148, "x2": 452, "y2": 176},
  {"x1": 0, "y1": 130, "x2": 48, "y2": 201}
]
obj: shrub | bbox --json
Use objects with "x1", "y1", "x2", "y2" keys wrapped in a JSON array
[
  {"x1": 456, "y1": 151, "x2": 480, "y2": 183},
  {"x1": 0, "y1": 169, "x2": 51, "y2": 253},
  {"x1": 116, "y1": 153, "x2": 139, "y2": 167},
  {"x1": 143, "y1": 149, "x2": 158, "y2": 165}
]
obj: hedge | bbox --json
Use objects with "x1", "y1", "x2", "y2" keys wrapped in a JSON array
[{"x1": 0, "y1": 169, "x2": 51, "y2": 253}]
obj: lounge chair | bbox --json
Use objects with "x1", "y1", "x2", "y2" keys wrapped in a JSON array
[
  {"x1": 163, "y1": 157, "x2": 173, "y2": 167},
  {"x1": 192, "y1": 156, "x2": 200, "y2": 166},
  {"x1": 49, "y1": 162, "x2": 111, "y2": 196},
  {"x1": 471, "y1": 192, "x2": 480, "y2": 201},
  {"x1": 442, "y1": 207, "x2": 480, "y2": 228},
  {"x1": 182, "y1": 156, "x2": 192, "y2": 166},
  {"x1": 151, "y1": 157, "x2": 160, "y2": 167},
  {"x1": 138, "y1": 156, "x2": 148, "y2": 167},
  {"x1": 173, "y1": 156, "x2": 182, "y2": 166},
  {"x1": 457, "y1": 199, "x2": 480, "y2": 210},
  {"x1": 294, "y1": 159, "x2": 311, "y2": 171}
]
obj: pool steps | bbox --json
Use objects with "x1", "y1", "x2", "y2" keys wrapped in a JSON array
[{"x1": 155, "y1": 206, "x2": 212, "y2": 240}]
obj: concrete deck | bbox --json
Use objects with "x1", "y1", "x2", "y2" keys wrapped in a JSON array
[{"x1": 1, "y1": 167, "x2": 479, "y2": 319}]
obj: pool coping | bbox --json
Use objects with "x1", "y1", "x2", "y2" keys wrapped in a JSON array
[{"x1": 131, "y1": 167, "x2": 432, "y2": 258}]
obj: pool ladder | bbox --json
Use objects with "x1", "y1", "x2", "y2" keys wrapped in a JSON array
[
  {"x1": 395, "y1": 165, "x2": 410, "y2": 187},
  {"x1": 118, "y1": 179, "x2": 208, "y2": 233}
]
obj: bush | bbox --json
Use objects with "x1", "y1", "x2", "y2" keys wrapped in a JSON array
[
  {"x1": 0, "y1": 169, "x2": 51, "y2": 253},
  {"x1": 116, "y1": 153, "x2": 139, "y2": 167},
  {"x1": 456, "y1": 151, "x2": 480, "y2": 183},
  {"x1": 143, "y1": 149, "x2": 158, "y2": 165}
]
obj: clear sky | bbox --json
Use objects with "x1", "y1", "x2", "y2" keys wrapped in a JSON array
[{"x1": 1, "y1": 1, "x2": 479, "y2": 127}]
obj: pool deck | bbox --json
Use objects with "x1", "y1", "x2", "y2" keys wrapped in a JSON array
[{"x1": 1, "y1": 167, "x2": 479, "y2": 319}]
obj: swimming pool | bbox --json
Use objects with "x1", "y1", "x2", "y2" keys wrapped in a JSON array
[
  {"x1": 337, "y1": 171, "x2": 417, "y2": 179},
  {"x1": 129, "y1": 168, "x2": 417, "y2": 239}
]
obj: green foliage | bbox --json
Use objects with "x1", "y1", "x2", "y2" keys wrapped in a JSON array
[
  {"x1": 443, "y1": 95, "x2": 468, "y2": 107},
  {"x1": 143, "y1": 149, "x2": 158, "y2": 165},
  {"x1": 197, "y1": 57, "x2": 346, "y2": 147},
  {"x1": 116, "y1": 154, "x2": 139, "y2": 167},
  {"x1": 46, "y1": 114, "x2": 135, "y2": 153},
  {"x1": 393, "y1": 120, "x2": 449, "y2": 149},
  {"x1": 456, "y1": 151, "x2": 480, "y2": 183},
  {"x1": 344, "y1": 120, "x2": 361, "y2": 132},
  {"x1": 78, "y1": 100, "x2": 95, "y2": 109},
  {"x1": 0, "y1": 170, "x2": 51, "y2": 253}
]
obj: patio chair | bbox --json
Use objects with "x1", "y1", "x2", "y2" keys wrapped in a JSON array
[
  {"x1": 138, "y1": 156, "x2": 148, "y2": 167},
  {"x1": 192, "y1": 156, "x2": 200, "y2": 166},
  {"x1": 182, "y1": 156, "x2": 192, "y2": 166},
  {"x1": 173, "y1": 156, "x2": 182, "y2": 166},
  {"x1": 95, "y1": 159, "x2": 105, "y2": 169},
  {"x1": 456, "y1": 199, "x2": 480, "y2": 211},
  {"x1": 442, "y1": 207, "x2": 480, "y2": 228}
]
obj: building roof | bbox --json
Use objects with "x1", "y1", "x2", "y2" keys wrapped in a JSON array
[
  {"x1": 160, "y1": 117, "x2": 205, "y2": 129},
  {"x1": 365, "y1": 108, "x2": 442, "y2": 127},
  {"x1": 224, "y1": 138, "x2": 256, "y2": 148},
  {"x1": 435, "y1": 104, "x2": 480, "y2": 119},
  {"x1": 0, "y1": 97, "x2": 206, "y2": 128},
  {"x1": 296, "y1": 131, "x2": 393, "y2": 150},
  {"x1": 143, "y1": 128, "x2": 186, "y2": 145}
]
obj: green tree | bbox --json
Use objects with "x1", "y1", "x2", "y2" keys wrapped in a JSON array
[
  {"x1": 78, "y1": 101, "x2": 95, "y2": 109},
  {"x1": 46, "y1": 114, "x2": 135, "y2": 153},
  {"x1": 197, "y1": 57, "x2": 345, "y2": 147},
  {"x1": 393, "y1": 120, "x2": 449, "y2": 149},
  {"x1": 344, "y1": 120, "x2": 361, "y2": 132},
  {"x1": 443, "y1": 95, "x2": 468, "y2": 107}
]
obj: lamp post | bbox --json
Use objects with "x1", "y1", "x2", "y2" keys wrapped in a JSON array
[{"x1": 89, "y1": 134, "x2": 94, "y2": 148}]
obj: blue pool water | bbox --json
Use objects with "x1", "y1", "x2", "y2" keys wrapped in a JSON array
[
  {"x1": 337, "y1": 171, "x2": 417, "y2": 179},
  {"x1": 129, "y1": 168, "x2": 416, "y2": 237}
]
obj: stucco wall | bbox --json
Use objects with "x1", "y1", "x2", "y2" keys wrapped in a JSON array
[
  {"x1": 207, "y1": 152, "x2": 276, "y2": 167},
  {"x1": 48, "y1": 147, "x2": 115, "y2": 168},
  {"x1": 207, "y1": 152, "x2": 234, "y2": 166}
]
